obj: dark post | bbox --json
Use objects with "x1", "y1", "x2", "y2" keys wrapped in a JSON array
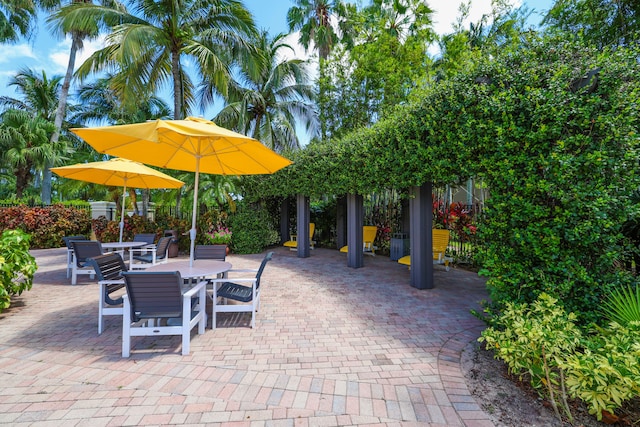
[
  {"x1": 346, "y1": 193, "x2": 364, "y2": 268},
  {"x1": 409, "y1": 183, "x2": 434, "y2": 289},
  {"x1": 296, "y1": 194, "x2": 311, "y2": 258}
]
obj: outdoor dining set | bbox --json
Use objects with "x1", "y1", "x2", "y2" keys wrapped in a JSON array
[{"x1": 63, "y1": 233, "x2": 273, "y2": 358}]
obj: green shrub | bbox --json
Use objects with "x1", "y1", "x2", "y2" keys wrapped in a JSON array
[
  {"x1": 92, "y1": 214, "x2": 159, "y2": 242},
  {"x1": 564, "y1": 322, "x2": 640, "y2": 420},
  {"x1": 480, "y1": 293, "x2": 640, "y2": 422},
  {"x1": 0, "y1": 204, "x2": 91, "y2": 248},
  {"x1": 0, "y1": 230, "x2": 37, "y2": 312},
  {"x1": 480, "y1": 293, "x2": 581, "y2": 422},
  {"x1": 228, "y1": 204, "x2": 279, "y2": 254}
]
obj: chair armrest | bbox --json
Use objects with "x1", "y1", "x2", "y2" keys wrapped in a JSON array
[
  {"x1": 225, "y1": 268, "x2": 259, "y2": 274},
  {"x1": 98, "y1": 279, "x2": 125, "y2": 285},
  {"x1": 210, "y1": 277, "x2": 257, "y2": 285},
  {"x1": 183, "y1": 280, "x2": 207, "y2": 297}
]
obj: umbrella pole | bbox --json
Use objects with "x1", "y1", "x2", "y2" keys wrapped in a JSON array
[
  {"x1": 189, "y1": 156, "x2": 200, "y2": 267},
  {"x1": 119, "y1": 181, "x2": 127, "y2": 243}
]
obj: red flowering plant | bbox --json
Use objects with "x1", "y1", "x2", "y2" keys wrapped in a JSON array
[{"x1": 433, "y1": 200, "x2": 477, "y2": 242}]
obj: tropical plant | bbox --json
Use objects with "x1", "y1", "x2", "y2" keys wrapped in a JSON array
[
  {"x1": 0, "y1": 229, "x2": 37, "y2": 313},
  {"x1": 602, "y1": 285, "x2": 640, "y2": 326},
  {"x1": 480, "y1": 293, "x2": 581, "y2": 422},
  {"x1": 44, "y1": 0, "x2": 127, "y2": 205},
  {"x1": 481, "y1": 293, "x2": 640, "y2": 422},
  {"x1": 71, "y1": 74, "x2": 172, "y2": 125},
  {"x1": 0, "y1": 0, "x2": 37, "y2": 42},
  {"x1": 214, "y1": 31, "x2": 318, "y2": 152},
  {"x1": 60, "y1": 0, "x2": 258, "y2": 121},
  {"x1": 287, "y1": 0, "x2": 351, "y2": 61},
  {"x1": 0, "y1": 67, "x2": 63, "y2": 121},
  {"x1": 0, "y1": 203, "x2": 91, "y2": 248},
  {"x1": 0, "y1": 109, "x2": 65, "y2": 198}
]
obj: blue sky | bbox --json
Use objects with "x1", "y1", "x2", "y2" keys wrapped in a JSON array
[{"x1": 0, "y1": 0, "x2": 554, "y2": 118}]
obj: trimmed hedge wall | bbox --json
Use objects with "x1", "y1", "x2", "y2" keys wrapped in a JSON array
[{"x1": 242, "y1": 36, "x2": 640, "y2": 325}]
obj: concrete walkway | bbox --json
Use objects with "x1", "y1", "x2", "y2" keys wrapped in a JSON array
[{"x1": 0, "y1": 247, "x2": 493, "y2": 426}]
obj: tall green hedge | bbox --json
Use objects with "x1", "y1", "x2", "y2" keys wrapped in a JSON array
[{"x1": 243, "y1": 35, "x2": 640, "y2": 325}]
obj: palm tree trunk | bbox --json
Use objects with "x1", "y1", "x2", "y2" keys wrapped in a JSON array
[
  {"x1": 43, "y1": 31, "x2": 81, "y2": 204},
  {"x1": 172, "y1": 50, "x2": 182, "y2": 119}
]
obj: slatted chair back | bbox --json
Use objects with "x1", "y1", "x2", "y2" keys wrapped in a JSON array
[
  {"x1": 194, "y1": 244, "x2": 227, "y2": 261},
  {"x1": 62, "y1": 235, "x2": 87, "y2": 249},
  {"x1": 87, "y1": 253, "x2": 128, "y2": 334},
  {"x1": 154, "y1": 236, "x2": 173, "y2": 262},
  {"x1": 69, "y1": 240, "x2": 103, "y2": 285},
  {"x1": 254, "y1": 251, "x2": 273, "y2": 292},
  {"x1": 211, "y1": 252, "x2": 273, "y2": 329},
  {"x1": 133, "y1": 233, "x2": 156, "y2": 245},
  {"x1": 131, "y1": 236, "x2": 173, "y2": 267},
  {"x1": 120, "y1": 270, "x2": 207, "y2": 357},
  {"x1": 122, "y1": 271, "x2": 183, "y2": 322},
  {"x1": 62, "y1": 235, "x2": 88, "y2": 278},
  {"x1": 87, "y1": 253, "x2": 127, "y2": 304},
  {"x1": 71, "y1": 240, "x2": 104, "y2": 267}
]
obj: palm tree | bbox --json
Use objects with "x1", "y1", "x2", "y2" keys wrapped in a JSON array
[
  {"x1": 0, "y1": 109, "x2": 65, "y2": 198},
  {"x1": 0, "y1": 0, "x2": 37, "y2": 42},
  {"x1": 287, "y1": 0, "x2": 351, "y2": 61},
  {"x1": 214, "y1": 31, "x2": 318, "y2": 152},
  {"x1": 57, "y1": 0, "x2": 258, "y2": 121},
  {"x1": 71, "y1": 75, "x2": 172, "y2": 125},
  {"x1": 43, "y1": 0, "x2": 126, "y2": 204},
  {"x1": 0, "y1": 67, "x2": 62, "y2": 121}
]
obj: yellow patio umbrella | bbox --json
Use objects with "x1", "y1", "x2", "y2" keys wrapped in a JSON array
[
  {"x1": 71, "y1": 117, "x2": 292, "y2": 265},
  {"x1": 51, "y1": 157, "x2": 184, "y2": 243}
]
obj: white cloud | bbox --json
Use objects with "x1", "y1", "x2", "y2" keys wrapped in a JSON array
[{"x1": 0, "y1": 43, "x2": 37, "y2": 64}]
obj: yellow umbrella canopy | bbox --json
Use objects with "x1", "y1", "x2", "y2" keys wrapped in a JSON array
[
  {"x1": 52, "y1": 157, "x2": 184, "y2": 242},
  {"x1": 71, "y1": 116, "x2": 292, "y2": 175},
  {"x1": 70, "y1": 117, "x2": 293, "y2": 264}
]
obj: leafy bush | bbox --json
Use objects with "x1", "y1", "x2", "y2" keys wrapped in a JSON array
[
  {"x1": 92, "y1": 214, "x2": 159, "y2": 242},
  {"x1": 0, "y1": 230, "x2": 37, "y2": 312},
  {"x1": 228, "y1": 204, "x2": 279, "y2": 254},
  {"x1": 480, "y1": 293, "x2": 640, "y2": 422},
  {"x1": 480, "y1": 293, "x2": 581, "y2": 422},
  {"x1": 0, "y1": 204, "x2": 91, "y2": 248},
  {"x1": 564, "y1": 322, "x2": 640, "y2": 421}
]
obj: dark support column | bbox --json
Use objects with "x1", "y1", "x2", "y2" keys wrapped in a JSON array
[
  {"x1": 346, "y1": 193, "x2": 364, "y2": 268},
  {"x1": 279, "y1": 198, "x2": 289, "y2": 245},
  {"x1": 336, "y1": 196, "x2": 347, "y2": 249},
  {"x1": 296, "y1": 194, "x2": 311, "y2": 258},
  {"x1": 409, "y1": 183, "x2": 434, "y2": 289}
]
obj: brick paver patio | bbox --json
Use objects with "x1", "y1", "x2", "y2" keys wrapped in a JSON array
[{"x1": 0, "y1": 246, "x2": 493, "y2": 426}]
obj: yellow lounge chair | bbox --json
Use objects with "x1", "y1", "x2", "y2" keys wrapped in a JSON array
[
  {"x1": 340, "y1": 225, "x2": 378, "y2": 256},
  {"x1": 283, "y1": 222, "x2": 315, "y2": 250},
  {"x1": 398, "y1": 229, "x2": 452, "y2": 271}
]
